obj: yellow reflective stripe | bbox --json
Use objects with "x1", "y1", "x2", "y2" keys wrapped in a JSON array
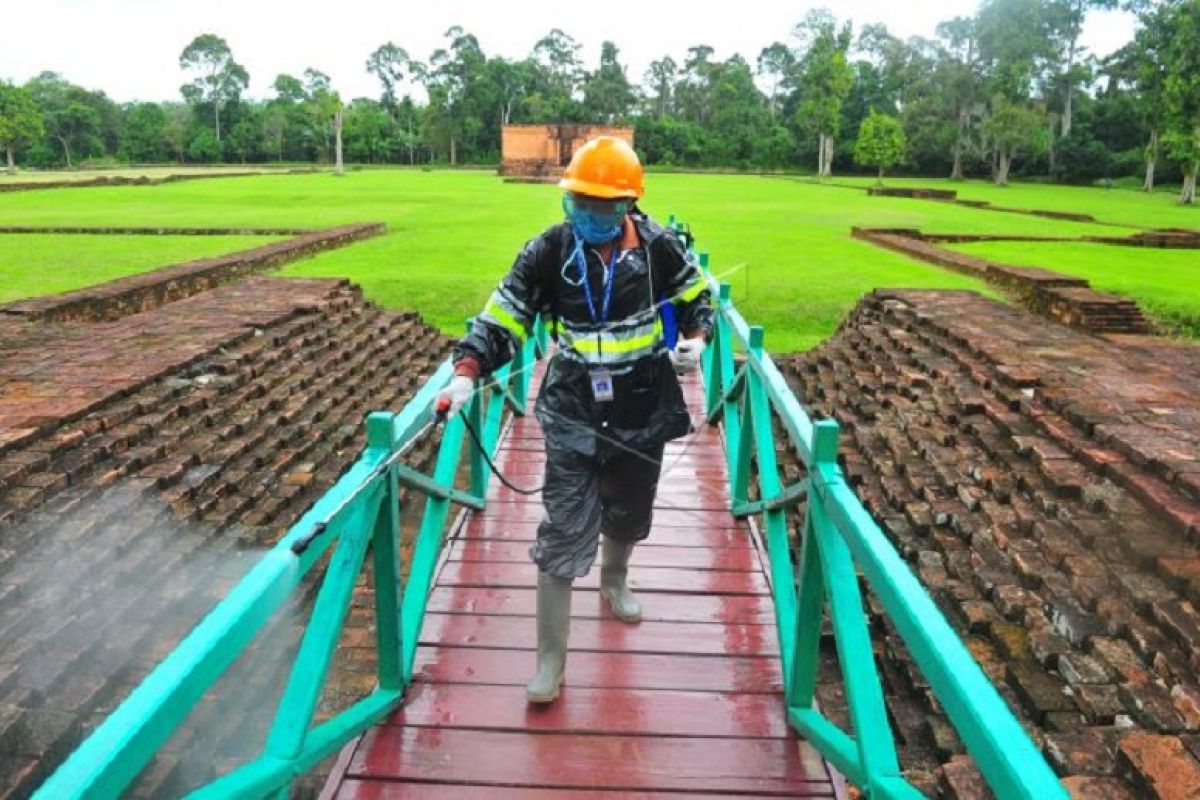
[
  {"x1": 676, "y1": 277, "x2": 706, "y2": 303},
  {"x1": 483, "y1": 299, "x2": 527, "y2": 341},
  {"x1": 565, "y1": 321, "x2": 662, "y2": 356}
]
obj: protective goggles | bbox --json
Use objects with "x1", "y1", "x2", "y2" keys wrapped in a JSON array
[{"x1": 562, "y1": 193, "x2": 630, "y2": 222}]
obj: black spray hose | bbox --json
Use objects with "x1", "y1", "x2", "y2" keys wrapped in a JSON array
[{"x1": 435, "y1": 398, "x2": 545, "y2": 496}]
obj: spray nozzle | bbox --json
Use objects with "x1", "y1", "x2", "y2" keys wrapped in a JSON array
[{"x1": 434, "y1": 398, "x2": 451, "y2": 424}]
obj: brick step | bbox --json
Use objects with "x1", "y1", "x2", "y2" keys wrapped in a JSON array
[
  {"x1": 0, "y1": 281, "x2": 451, "y2": 793},
  {"x1": 777, "y1": 292, "x2": 1200, "y2": 797}
]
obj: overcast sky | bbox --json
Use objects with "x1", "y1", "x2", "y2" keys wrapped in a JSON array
[{"x1": 2, "y1": 0, "x2": 1136, "y2": 104}]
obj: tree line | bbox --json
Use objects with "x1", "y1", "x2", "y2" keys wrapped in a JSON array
[{"x1": 0, "y1": 0, "x2": 1197, "y2": 201}]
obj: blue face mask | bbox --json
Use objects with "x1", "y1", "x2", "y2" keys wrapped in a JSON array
[{"x1": 563, "y1": 194, "x2": 628, "y2": 245}]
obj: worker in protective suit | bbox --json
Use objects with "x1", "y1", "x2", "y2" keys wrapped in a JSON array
[{"x1": 437, "y1": 136, "x2": 713, "y2": 703}]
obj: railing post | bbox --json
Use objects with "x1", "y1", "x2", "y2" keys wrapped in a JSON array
[
  {"x1": 703, "y1": 275, "x2": 725, "y2": 421},
  {"x1": 370, "y1": 413, "x2": 404, "y2": 691},
  {"x1": 744, "y1": 326, "x2": 800, "y2": 683},
  {"x1": 806, "y1": 419, "x2": 904, "y2": 797},
  {"x1": 260, "y1": 414, "x2": 389, "y2": 794},
  {"x1": 463, "y1": 319, "x2": 489, "y2": 499},
  {"x1": 512, "y1": 329, "x2": 529, "y2": 411},
  {"x1": 788, "y1": 484, "x2": 823, "y2": 710}
]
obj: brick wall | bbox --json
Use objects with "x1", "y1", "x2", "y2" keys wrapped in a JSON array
[{"x1": 499, "y1": 125, "x2": 635, "y2": 177}]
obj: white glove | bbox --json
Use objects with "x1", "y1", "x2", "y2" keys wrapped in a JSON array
[
  {"x1": 436, "y1": 375, "x2": 474, "y2": 419},
  {"x1": 670, "y1": 336, "x2": 706, "y2": 375}
]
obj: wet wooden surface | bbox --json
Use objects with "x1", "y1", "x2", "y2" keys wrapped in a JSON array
[{"x1": 324, "y1": 366, "x2": 836, "y2": 798}]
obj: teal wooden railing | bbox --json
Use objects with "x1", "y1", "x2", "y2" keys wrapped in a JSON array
[
  {"x1": 34, "y1": 318, "x2": 548, "y2": 799},
  {"x1": 683, "y1": 223, "x2": 1066, "y2": 799}
]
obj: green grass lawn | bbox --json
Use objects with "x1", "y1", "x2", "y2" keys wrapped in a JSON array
[
  {"x1": 827, "y1": 175, "x2": 1200, "y2": 231},
  {"x1": 0, "y1": 234, "x2": 283, "y2": 303},
  {"x1": 947, "y1": 240, "x2": 1200, "y2": 336},
  {"x1": 0, "y1": 165, "x2": 301, "y2": 183},
  {"x1": 0, "y1": 169, "x2": 1185, "y2": 351}
]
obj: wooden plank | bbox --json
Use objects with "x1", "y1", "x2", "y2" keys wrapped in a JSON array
[
  {"x1": 437, "y1": 561, "x2": 771, "y2": 595},
  {"x1": 486, "y1": 485, "x2": 732, "y2": 511},
  {"x1": 413, "y1": 646, "x2": 784, "y2": 693},
  {"x1": 347, "y1": 728, "x2": 833, "y2": 796},
  {"x1": 472, "y1": 504, "x2": 742, "y2": 528},
  {"x1": 489, "y1": 454, "x2": 730, "y2": 474},
  {"x1": 480, "y1": 499, "x2": 741, "y2": 526},
  {"x1": 335, "y1": 781, "x2": 813, "y2": 799},
  {"x1": 460, "y1": 515, "x2": 756, "y2": 547},
  {"x1": 426, "y1": 586, "x2": 777, "y2": 625},
  {"x1": 448, "y1": 540, "x2": 761, "y2": 571},
  {"x1": 420, "y1": 613, "x2": 780, "y2": 656},
  {"x1": 387, "y1": 681, "x2": 791, "y2": 739}
]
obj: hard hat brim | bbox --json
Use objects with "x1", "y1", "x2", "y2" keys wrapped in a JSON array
[{"x1": 559, "y1": 176, "x2": 642, "y2": 200}]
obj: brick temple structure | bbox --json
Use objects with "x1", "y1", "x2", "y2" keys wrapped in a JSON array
[{"x1": 499, "y1": 124, "x2": 634, "y2": 179}]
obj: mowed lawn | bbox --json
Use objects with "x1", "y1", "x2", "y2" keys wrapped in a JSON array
[
  {"x1": 827, "y1": 175, "x2": 1200, "y2": 231},
  {"x1": 0, "y1": 169, "x2": 1178, "y2": 351},
  {"x1": 0, "y1": 234, "x2": 284, "y2": 303},
  {"x1": 948, "y1": 240, "x2": 1200, "y2": 336}
]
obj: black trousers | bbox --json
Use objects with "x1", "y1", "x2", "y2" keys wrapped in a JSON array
[{"x1": 529, "y1": 440, "x2": 665, "y2": 579}]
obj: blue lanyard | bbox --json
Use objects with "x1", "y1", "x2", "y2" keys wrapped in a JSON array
[{"x1": 575, "y1": 243, "x2": 619, "y2": 324}]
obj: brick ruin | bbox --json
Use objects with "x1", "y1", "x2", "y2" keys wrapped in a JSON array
[
  {"x1": 499, "y1": 124, "x2": 634, "y2": 180},
  {"x1": 0, "y1": 235, "x2": 449, "y2": 797},
  {"x1": 781, "y1": 290, "x2": 1200, "y2": 798},
  {"x1": 853, "y1": 228, "x2": 1159, "y2": 335}
]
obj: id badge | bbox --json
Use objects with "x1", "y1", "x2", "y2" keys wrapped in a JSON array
[{"x1": 590, "y1": 369, "x2": 615, "y2": 402}]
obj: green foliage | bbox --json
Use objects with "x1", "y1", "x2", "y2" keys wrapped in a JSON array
[
  {"x1": 179, "y1": 33, "x2": 249, "y2": 143},
  {"x1": 583, "y1": 41, "x2": 635, "y2": 123},
  {"x1": 854, "y1": 110, "x2": 908, "y2": 180},
  {"x1": 187, "y1": 129, "x2": 220, "y2": 162},
  {"x1": 119, "y1": 102, "x2": 169, "y2": 163},
  {"x1": 0, "y1": 81, "x2": 43, "y2": 169},
  {"x1": 1159, "y1": 0, "x2": 1200, "y2": 201},
  {"x1": 0, "y1": 8, "x2": 1182, "y2": 182}
]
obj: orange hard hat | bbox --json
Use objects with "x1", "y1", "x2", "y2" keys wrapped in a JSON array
[{"x1": 559, "y1": 137, "x2": 644, "y2": 199}]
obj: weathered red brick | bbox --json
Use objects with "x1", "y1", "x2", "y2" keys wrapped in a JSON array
[
  {"x1": 1118, "y1": 732, "x2": 1200, "y2": 800},
  {"x1": 1061, "y1": 776, "x2": 1137, "y2": 799}
]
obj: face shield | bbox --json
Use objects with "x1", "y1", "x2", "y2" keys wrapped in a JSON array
[{"x1": 563, "y1": 193, "x2": 630, "y2": 245}]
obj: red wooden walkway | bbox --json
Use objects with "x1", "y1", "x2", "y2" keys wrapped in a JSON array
[{"x1": 323, "y1": 366, "x2": 841, "y2": 798}]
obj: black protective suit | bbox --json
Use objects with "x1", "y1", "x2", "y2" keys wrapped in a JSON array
[{"x1": 453, "y1": 211, "x2": 714, "y2": 578}]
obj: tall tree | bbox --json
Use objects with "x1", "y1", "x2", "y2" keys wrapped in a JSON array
[
  {"x1": 792, "y1": 11, "x2": 854, "y2": 177},
  {"x1": 304, "y1": 69, "x2": 344, "y2": 173},
  {"x1": 707, "y1": 56, "x2": 772, "y2": 164},
  {"x1": 1110, "y1": 0, "x2": 1175, "y2": 191},
  {"x1": 936, "y1": 17, "x2": 983, "y2": 179},
  {"x1": 676, "y1": 45, "x2": 717, "y2": 125},
  {"x1": 0, "y1": 81, "x2": 42, "y2": 172},
  {"x1": 1045, "y1": 0, "x2": 1118, "y2": 139},
  {"x1": 366, "y1": 42, "x2": 412, "y2": 114},
  {"x1": 583, "y1": 42, "x2": 635, "y2": 123},
  {"x1": 756, "y1": 43, "x2": 795, "y2": 120},
  {"x1": 645, "y1": 57, "x2": 677, "y2": 119},
  {"x1": 25, "y1": 72, "x2": 105, "y2": 168},
  {"x1": 179, "y1": 33, "x2": 249, "y2": 143},
  {"x1": 982, "y1": 95, "x2": 1046, "y2": 184},
  {"x1": 530, "y1": 29, "x2": 584, "y2": 121},
  {"x1": 975, "y1": 0, "x2": 1055, "y2": 179},
  {"x1": 1160, "y1": 0, "x2": 1200, "y2": 203},
  {"x1": 424, "y1": 26, "x2": 485, "y2": 164}
]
